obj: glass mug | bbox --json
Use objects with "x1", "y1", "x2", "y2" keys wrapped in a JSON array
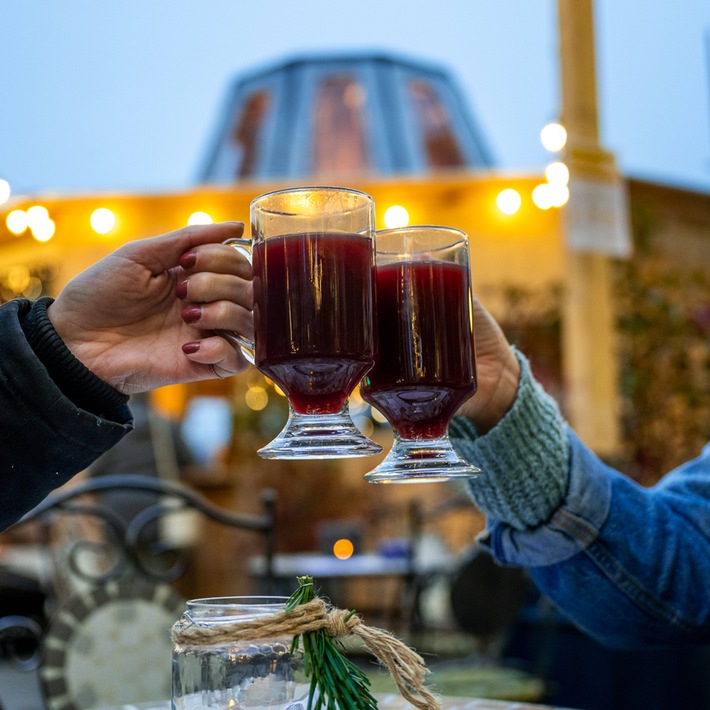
[
  {"x1": 172, "y1": 596, "x2": 309, "y2": 709},
  {"x1": 360, "y1": 226, "x2": 481, "y2": 482},
  {"x1": 223, "y1": 186, "x2": 382, "y2": 460}
]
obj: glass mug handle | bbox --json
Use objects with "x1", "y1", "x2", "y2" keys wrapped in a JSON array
[{"x1": 217, "y1": 236, "x2": 255, "y2": 364}]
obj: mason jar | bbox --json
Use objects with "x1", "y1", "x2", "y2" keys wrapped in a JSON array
[{"x1": 171, "y1": 596, "x2": 309, "y2": 709}]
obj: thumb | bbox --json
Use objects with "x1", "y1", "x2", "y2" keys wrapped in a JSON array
[{"x1": 118, "y1": 222, "x2": 246, "y2": 274}]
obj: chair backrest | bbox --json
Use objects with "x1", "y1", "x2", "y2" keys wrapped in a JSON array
[{"x1": 0, "y1": 475, "x2": 277, "y2": 710}]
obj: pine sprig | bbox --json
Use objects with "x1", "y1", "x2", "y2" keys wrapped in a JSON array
[{"x1": 287, "y1": 576, "x2": 378, "y2": 710}]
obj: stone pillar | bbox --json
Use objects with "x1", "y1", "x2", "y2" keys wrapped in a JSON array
[{"x1": 557, "y1": 0, "x2": 631, "y2": 456}]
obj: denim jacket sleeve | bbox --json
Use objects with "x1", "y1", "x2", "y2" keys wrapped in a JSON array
[
  {"x1": 0, "y1": 299, "x2": 133, "y2": 530},
  {"x1": 479, "y1": 423, "x2": 710, "y2": 649}
]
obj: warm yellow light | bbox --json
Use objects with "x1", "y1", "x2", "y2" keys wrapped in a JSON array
[
  {"x1": 91, "y1": 208, "x2": 116, "y2": 234},
  {"x1": 333, "y1": 538, "x2": 355, "y2": 560},
  {"x1": 245, "y1": 386, "x2": 269, "y2": 411},
  {"x1": 6, "y1": 209, "x2": 28, "y2": 234},
  {"x1": 370, "y1": 407, "x2": 388, "y2": 424},
  {"x1": 188, "y1": 211, "x2": 213, "y2": 226},
  {"x1": 532, "y1": 183, "x2": 554, "y2": 210},
  {"x1": 354, "y1": 415, "x2": 375, "y2": 438},
  {"x1": 26, "y1": 205, "x2": 49, "y2": 227},
  {"x1": 7, "y1": 266, "x2": 31, "y2": 293},
  {"x1": 545, "y1": 161, "x2": 570, "y2": 186},
  {"x1": 31, "y1": 219, "x2": 56, "y2": 243},
  {"x1": 0, "y1": 179, "x2": 10, "y2": 205},
  {"x1": 540, "y1": 122, "x2": 567, "y2": 152},
  {"x1": 496, "y1": 188, "x2": 522, "y2": 215},
  {"x1": 383, "y1": 205, "x2": 409, "y2": 229}
]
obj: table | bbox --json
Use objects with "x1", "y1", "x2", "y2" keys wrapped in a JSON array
[{"x1": 249, "y1": 551, "x2": 450, "y2": 579}]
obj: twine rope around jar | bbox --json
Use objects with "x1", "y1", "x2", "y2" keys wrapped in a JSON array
[{"x1": 172, "y1": 597, "x2": 440, "y2": 710}]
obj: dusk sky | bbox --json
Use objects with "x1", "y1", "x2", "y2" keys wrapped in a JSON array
[{"x1": 1, "y1": 0, "x2": 709, "y2": 196}]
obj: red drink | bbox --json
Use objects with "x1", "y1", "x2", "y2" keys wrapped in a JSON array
[
  {"x1": 361, "y1": 260, "x2": 476, "y2": 439},
  {"x1": 253, "y1": 232, "x2": 375, "y2": 415}
]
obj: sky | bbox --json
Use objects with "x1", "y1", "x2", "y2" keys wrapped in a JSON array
[{"x1": 1, "y1": 0, "x2": 709, "y2": 197}]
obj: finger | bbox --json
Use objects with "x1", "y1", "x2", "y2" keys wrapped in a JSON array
[
  {"x1": 181, "y1": 301, "x2": 254, "y2": 340},
  {"x1": 178, "y1": 272, "x2": 253, "y2": 309},
  {"x1": 120, "y1": 222, "x2": 245, "y2": 275},
  {"x1": 179, "y1": 241, "x2": 253, "y2": 280},
  {"x1": 181, "y1": 334, "x2": 251, "y2": 376}
]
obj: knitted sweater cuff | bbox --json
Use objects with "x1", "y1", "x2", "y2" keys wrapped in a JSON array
[
  {"x1": 20, "y1": 297, "x2": 129, "y2": 417},
  {"x1": 449, "y1": 347, "x2": 569, "y2": 530}
]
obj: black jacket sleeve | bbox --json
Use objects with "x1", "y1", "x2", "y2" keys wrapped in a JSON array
[{"x1": 0, "y1": 298, "x2": 133, "y2": 530}]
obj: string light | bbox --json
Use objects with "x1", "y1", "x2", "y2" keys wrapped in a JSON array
[
  {"x1": 188, "y1": 211, "x2": 213, "y2": 225},
  {"x1": 496, "y1": 188, "x2": 522, "y2": 215},
  {"x1": 90, "y1": 208, "x2": 116, "y2": 235},
  {"x1": 383, "y1": 205, "x2": 409, "y2": 229},
  {"x1": 0, "y1": 179, "x2": 10, "y2": 205},
  {"x1": 540, "y1": 122, "x2": 567, "y2": 152}
]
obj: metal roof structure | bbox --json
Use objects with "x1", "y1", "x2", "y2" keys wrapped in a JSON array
[{"x1": 199, "y1": 52, "x2": 494, "y2": 183}]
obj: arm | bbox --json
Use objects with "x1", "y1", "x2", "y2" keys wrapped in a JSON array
[
  {"x1": 1, "y1": 222, "x2": 253, "y2": 529},
  {"x1": 450, "y1": 298, "x2": 710, "y2": 648}
]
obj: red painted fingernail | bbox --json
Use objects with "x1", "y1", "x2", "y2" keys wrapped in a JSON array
[
  {"x1": 181, "y1": 341, "x2": 201, "y2": 354},
  {"x1": 175, "y1": 279, "x2": 188, "y2": 299},
  {"x1": 182, "y1": 306, "x2": 202, "y2": 324},
  {"x1": 179, "y1": 251, "x2": 197, "y2": 269}
]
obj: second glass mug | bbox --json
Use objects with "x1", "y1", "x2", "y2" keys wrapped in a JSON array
[
  {"x1": 223, "y1": 186, "x2": 382, "y2": 460},
  {"x1": 360, "y1": 225, "x2": 481, "y2": 483}
]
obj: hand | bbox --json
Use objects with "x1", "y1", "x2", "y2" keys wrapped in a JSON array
[
  {"x1": 47, "y1": 222, "x2": 253, "y2": 394},
  {"x1": 456, "y1": 296, "x2": 521, "y2": 433}
]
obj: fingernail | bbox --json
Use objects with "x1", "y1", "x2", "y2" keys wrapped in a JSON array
[
  {"x1": 182, "y1": 306, "x2": 202, "y2": 324},
  {"x1": 179, "y1": 251, "x2": 197, "y2": 269},
  {"x1": 182, "y1": 341, "x2": 201, "y2": 354},
  {"x1": 175, "y1": 279, "x2": 188, "y2": 299}
]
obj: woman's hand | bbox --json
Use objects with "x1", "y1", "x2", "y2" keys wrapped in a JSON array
[
  {"x1": 457, "y1": 297, "x2": 521, "y2": 433},
  {"x1": 47, "y1": 222, "x2": 253, "y2": 394}
]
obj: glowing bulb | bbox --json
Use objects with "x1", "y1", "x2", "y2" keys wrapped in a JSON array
[
  {"x1": 245, "y1": 386, "x2": 269, "y2": 411},
  {"x1": 383, "y1": 205, "x2": 409, "y2": 229},
  {"x1": 0, "y1": 179, "x2": 10, "y2": 205},
  {"x1": 532, "y1": 183, "x2": 554, "y2": 210},
  {"x1": 188, "y1": 211, "x2": 213, "y2": 226},
  {"x1": 548, "y1": 184, "x2": 570, "y2": 208},
  {"x1": 6, "y1": 209, "x2": 28, "y2": 234},
  {"x1": 545, "y1": 161, "x2": 570, "y2": 186},
  {"x1": 90, "y1": 208, "x2": 116, "y2": 235},
  {"x1": 7, "y1": 266, "x2": 31, "y2": 293},
  {"x1": 496, "y1": 188, "x2": 522, "y2": 216},
  {"x1": 26, "y1": 205, "x2": 49, "y2": 227},
  {"x1": 540, "y1": 122, "x2": 567, "y2": 152},
  {"x1": 333, "y1": 539, "x2": 355, "y2": 560},
  {"x1": 31, "y1": 219, "x2": 56, "y2": 243}
]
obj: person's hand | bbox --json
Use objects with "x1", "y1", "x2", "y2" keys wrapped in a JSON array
[
  {"x1": 456, "y1": 296, "x2": 521, "y2": 433},
  {"x1": 47, "y1": 222, "x2": 252, "y2": 394}
]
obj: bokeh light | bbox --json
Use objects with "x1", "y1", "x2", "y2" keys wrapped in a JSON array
[
  {"x1": 333, "y1": 538, "x2": 355, "y2": 560},
  {"x1": 6, "y1": 209, "x2": 28, "y2": 234},
  {"x1": 545, "y1": 161, "x2": 570, "y2": 186},
  {"x1": 188, "y1": 211, "x2": 213, "y2": 225},
  {"x1": 496, "y1": 188, "x2": 522, "y2": 215},
  {"x1": 383, "y1": 205, "x2": 409, "y2": 229},
  {"x1": 540, "y1": 122, "x2": 567, "y2": 152},
  {"x1": 0, "y1": 179, "x2": 10, "y2": 205},
  {"x1": 90, "y1": 208, "x2": 116, "y2": 235}
]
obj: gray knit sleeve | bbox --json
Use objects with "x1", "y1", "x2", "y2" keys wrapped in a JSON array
[{"x1": 448, "y1": 348, "x2": 569, "y2": 531}]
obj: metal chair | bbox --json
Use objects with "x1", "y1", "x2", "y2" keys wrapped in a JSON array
[{"x1": 0, "y1": 475, "x2": 276, "y2": 710}]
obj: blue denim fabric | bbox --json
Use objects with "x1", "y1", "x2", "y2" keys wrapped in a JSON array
[{"x1": 480, "y1": 431, "x2": 710, "y2": 649}]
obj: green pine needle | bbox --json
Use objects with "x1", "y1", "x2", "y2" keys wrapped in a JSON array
[{"x1": 287, "y1": 576, "x2": 378, "y2": 710}]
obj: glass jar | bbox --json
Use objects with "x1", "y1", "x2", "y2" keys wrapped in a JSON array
[{"x1": 172, "y1": 596, "x2": 309, "y2": 709}]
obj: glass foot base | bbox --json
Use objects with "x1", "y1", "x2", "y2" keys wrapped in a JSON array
[
  {"x1": 363, "y1": 436, "x2": 480, "y2": 483},
  {"x1": 258, "y1": 411, "x2": 383, "y2": 460}
]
